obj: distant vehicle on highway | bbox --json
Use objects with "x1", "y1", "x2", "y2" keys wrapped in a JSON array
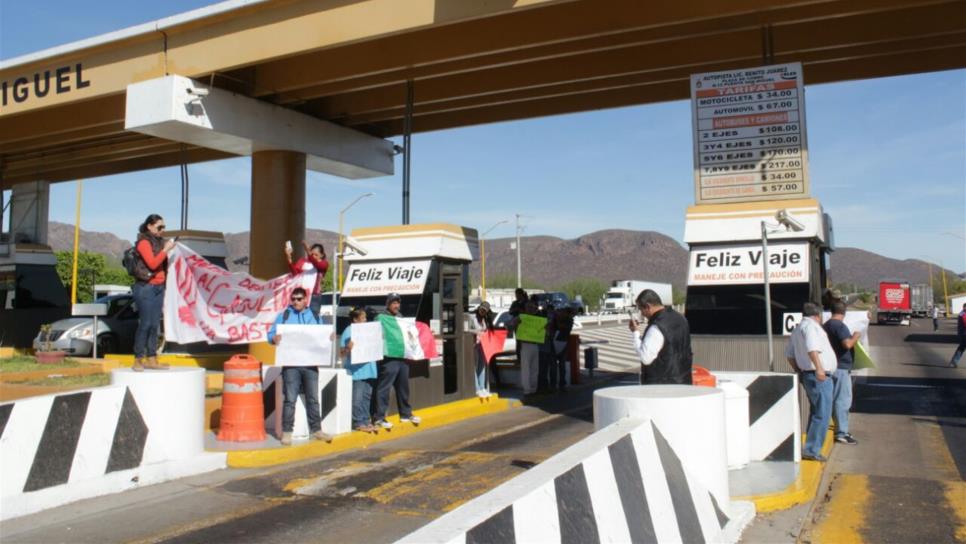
[
  {"x1": 910, "y1": 283, "x2": 934, "y2": 317},
  {"x1": 877, "y1": 279, "x2": 912, "y2": 325},
  {"x1": 33, "y1": 294, "x2": 144, "y2": 357},
  {"x1": 532, "y1": 292, "x2": 585, "y2": 315},
  {"x1": 602, "y1": 280, "x2": 672, "y2": 313}
]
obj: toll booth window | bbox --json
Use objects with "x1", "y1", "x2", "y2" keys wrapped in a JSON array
[
  {"x1": 686, "y1": 283, "x2": 810, "y2": 335},
  {"x1": 13, "y1": 265, "x2": 69, "y2": 308}
]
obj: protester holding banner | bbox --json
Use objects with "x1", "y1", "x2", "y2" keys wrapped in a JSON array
[
  {"x1": 132, "y1": 214, "x2": 174, "y2": 372},
  {"x1": 268, "y1": 287, "x2": 332, "y2": 445},
  {"x1": 285, "y1": 240, "x2": 329, "y2": 317},
  {"x1": 470, "y1": 302, "x2": 497, "y2": 397},
  {"x1": 341, "y1": 308, "x2": 378, "y2": 433},
  {"x1": 373, "y1": 293, "x2": 421, "y2": 429},
  {"x1": 513, "y1": 299, "x2": 541, "y2": 395}
]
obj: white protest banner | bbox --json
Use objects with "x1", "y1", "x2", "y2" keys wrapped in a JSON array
[
  {"x1": 164, "y1": 244, "x2": 304, "y2": 344},
  {"x1": 688, "y1": 242, "x2": 809, "y2": 286},
  {"x1": 349, "y1": 322, "x2": 384, "y2": 364},
  {"x1": 342, "y1": 260, "x2": 431, "y2": 297},
  {"x1": 275, "y1": 324, "x2": 334, "y2": 367}
]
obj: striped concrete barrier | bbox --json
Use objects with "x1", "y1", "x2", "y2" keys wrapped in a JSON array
[
  {"x1": 398, "y1": 417, "x2": 755, "y2": 544},
  {"x1": 712, "y1": 371, "x2": 800, "y2": 463},
  {"x1": 0, "y1": 368, "x2": 226, "y2": 520},
  {"x1": 262, "y1": 366, "x2": 352, "y2": 438}
]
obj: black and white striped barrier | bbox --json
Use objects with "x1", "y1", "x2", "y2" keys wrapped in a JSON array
[
  {"x1": 262, "y1": 367, "x2": 352, "y2": 438},
  {"x1": 398, "y1": 418, "x2": 755, "y2": 544},
  {"x1": 0, "y1": 368, "x2": 226, "y2": 521},
  {"x1": 712, "y1": 372, "x2": 800, "y2": 463}
]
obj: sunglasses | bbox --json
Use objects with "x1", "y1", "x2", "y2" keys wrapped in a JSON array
[
  {"x1": 156, "y1": 225, "x2": 166, "y2": 231},
  {"x1": 291, "y1": 296, "x2": 305, "y2": 302}
]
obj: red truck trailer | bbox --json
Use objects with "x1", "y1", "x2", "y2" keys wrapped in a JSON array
[{"x1": 877, "y1": 279, "x2": 912, "y2": 325}]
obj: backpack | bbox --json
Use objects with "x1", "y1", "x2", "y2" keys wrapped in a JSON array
[{"x1": 122, "y1": 243, "x2": 154, "y2": 282}]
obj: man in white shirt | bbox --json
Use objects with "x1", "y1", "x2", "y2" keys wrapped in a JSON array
[
  {"x1": 785, "y1": 302, "x2": 838, "y2": 461},
  {"x1": 629, "y1": 289, "x2": 693, "y2": 384}
]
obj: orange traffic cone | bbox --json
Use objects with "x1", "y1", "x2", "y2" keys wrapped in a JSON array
[{"x1": 217, "y1": 354, "x2": 266, "y2": 441}]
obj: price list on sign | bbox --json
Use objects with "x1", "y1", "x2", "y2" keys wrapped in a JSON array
[{"x1": 690, "y1": 63, "x2": 810, "y2": 204}]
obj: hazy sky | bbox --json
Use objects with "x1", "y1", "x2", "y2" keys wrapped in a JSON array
[{"x1": 2, "y1": 0, "x2": 964, "y2": 272}]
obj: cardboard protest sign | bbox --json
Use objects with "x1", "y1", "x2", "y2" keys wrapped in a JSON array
[
  {"x1": 515, "y1": 314, "x2": 547, "y2": 344},
  {"x1": 479, "y1": 330, "x2": 508, "y2": 364},
  {"x1": 348, "y1": 322, "x2": 384, "y2": 364},
  {"x1": 275, "y1": 324, "x2": 333, "y2": 367}
]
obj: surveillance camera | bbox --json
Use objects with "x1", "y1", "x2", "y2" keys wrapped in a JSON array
[
  {"x1": 186, "y1": 87, "x2": 210, "y2": 97},
  {"x1": 775, "y1": 210, "x2": 806, "y2": 232},
  {"x1": 343, "y1": 236, "x2": 369, "y2": 256}
]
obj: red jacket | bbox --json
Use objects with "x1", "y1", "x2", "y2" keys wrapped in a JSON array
[
  {"x1": 136, "y1": 238, "x2": 167, "y2": 285},
  {"x1": 288, "y1": 255, "x2": 329, "y2": 295}
]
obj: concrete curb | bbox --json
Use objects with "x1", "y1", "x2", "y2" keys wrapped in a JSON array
[
  {"x1": 220, "y1": 395, "x2": 522, "y2": 468},
  {"x1": 106, "y1": 353, "x2": 233, "y2": 370},
  {"x1": 735, "y1": 430, "x2": 835, "y2": 512}
]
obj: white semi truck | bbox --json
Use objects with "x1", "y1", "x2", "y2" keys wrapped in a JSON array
[{"x1": 602, "y1": 280, "x2": 673, "y2": 313}]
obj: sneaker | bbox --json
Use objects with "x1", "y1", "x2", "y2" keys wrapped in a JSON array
[
  {"x1": 835, "y1": 434, "x2": 858, "y2": 445},
  {"x1": 802, "y1": 454, "x2": 827, "y2": 462},
  {"x1": 312, "y1": 430, "x2": 333, "y2": 443},
  {"x1": 354, "y1": 424, "x2": 376, "y2": 433},
  {"x1": 400, "y1": 415, "x2": 421, "y2": 426},
  {"x1": 280, "y1": 432, "x2": 293, "y2": 446},
  {"x1": 376, "y1": 419, "x2": 393, "y2": 430},
  {"x1": 476, "y1": 390, "x2": 486, "y2": 398},
  {"x1": 132, "y1": 358, "x2": 145, "y2": 372}
]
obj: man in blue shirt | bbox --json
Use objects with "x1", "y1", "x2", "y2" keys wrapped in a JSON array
[
  {"x1": 823, "y1": 301, "x2": 862, "y2": 445},
  {"x1": 268, "y1": 287, "x2": 332, "y2": 445}
]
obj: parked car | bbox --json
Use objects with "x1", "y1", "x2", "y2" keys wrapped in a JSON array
[
  {"x1": 531, "y1": 292, "x2": 585, "y2": 315},
  {"x1": 32, "y1": 294, "x2": 147, "y2": 357}
]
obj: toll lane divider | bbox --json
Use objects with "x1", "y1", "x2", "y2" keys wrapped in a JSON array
[
  {"x1": 398, "y1": 417, "x2": 756, "y2": 544},
  {"x1": 735, "y1": 429, "x2": 834, "y2": 513},
  {"x1": 712, "y1": 371, "x2": 800, "y2": 462},
  {"x1": 0, "y1": 376, "x2": 226, "y2": 521},
  {"x1": 222, "y1": 394, "x2": 521, "y2": 468}
]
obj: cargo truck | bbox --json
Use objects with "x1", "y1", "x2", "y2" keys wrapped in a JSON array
[
  {"x1": 877, "y1": 279, "x2": 912, "y2": 325},
  {"x1": 602, "y1": 280, "x2": 673, "y2": 313},
  {"x1": 910, "y1": 283, "x2": 934, "y2": 317}
]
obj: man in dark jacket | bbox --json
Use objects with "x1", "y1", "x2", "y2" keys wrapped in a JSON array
[
  {"x1": 629, "y1": 289, "x2": 693, "y2": 384},
  {"x1": 951, "y1": 303, "x2": 966, "y2": 368}
]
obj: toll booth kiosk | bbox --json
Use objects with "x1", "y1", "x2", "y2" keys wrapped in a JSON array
[{"x1": 341, "y1": 224, "x2": 480, "y2": 409}]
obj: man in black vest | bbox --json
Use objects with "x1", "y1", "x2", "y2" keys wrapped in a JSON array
[{"x1": 629, "y1": 289, "x2": 693, "y2": 384}]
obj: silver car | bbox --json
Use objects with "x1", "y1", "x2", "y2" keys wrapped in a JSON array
[{"x1": 33, "y1": 294, "x2": 143, "y2": 357}]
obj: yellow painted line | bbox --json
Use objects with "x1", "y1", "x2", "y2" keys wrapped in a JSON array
[
  {"x1": 106, "y1": 353, "x2": 233, "y2": 370},
  {"x1": 945, "y1": 481, "x2": 966, "y2": 542},
  {"x1": 812, "y1": 474, "x2": 870, "y2": 543},
  {"x1": 223, "y1": 395, "x2": 521, "y2": 468},
  {"x1": 735, "y1": 430, "x2": 835, "y2": 512}
]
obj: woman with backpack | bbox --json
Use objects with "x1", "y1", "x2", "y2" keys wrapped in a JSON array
[{"x1": 132, "y1": 214, "x2": 174, "y2": 371}]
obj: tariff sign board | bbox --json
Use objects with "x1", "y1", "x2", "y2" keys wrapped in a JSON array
[{"x1": 691, "y1": 63, "x2": 810, "y2": 204}]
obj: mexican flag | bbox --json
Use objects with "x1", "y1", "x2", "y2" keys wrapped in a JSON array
[{"x1": 378, "y1": 314, "x2": 426, "y2": 360}]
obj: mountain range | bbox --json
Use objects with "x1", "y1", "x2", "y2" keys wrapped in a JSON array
[{"x1": 47, "y1": 221, "x2": 960, "y2": 291}]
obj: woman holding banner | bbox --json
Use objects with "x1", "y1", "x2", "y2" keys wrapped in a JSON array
[
  {"x1": 285, "y1": 240, "x2": 329, "y2": 318},
  {"x1": 132, "y1": 214, "x2": 174, "y2": 372}
]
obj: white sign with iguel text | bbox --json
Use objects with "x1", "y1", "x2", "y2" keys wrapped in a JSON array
[{"x1": 688, "y1": 242, "x2": 809, "y2": 286}]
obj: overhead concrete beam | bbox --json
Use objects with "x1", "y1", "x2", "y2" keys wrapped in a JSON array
[{"x1": 124, "y1": 75, "x2": 393, "y2": 179}]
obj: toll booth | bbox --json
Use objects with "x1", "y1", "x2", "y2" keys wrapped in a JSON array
[
  {"x1": 0, "y1": 243, "x2": 70, "y2": 348},
  {"x1": 341, "y1": 224, "x2": 479, "y2": 408},
  {"x1": 683, "y1": 198, "x2": 834, "y2": 336}
]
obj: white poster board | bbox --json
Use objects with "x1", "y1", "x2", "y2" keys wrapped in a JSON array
[
  {"x1": 275, "y1": 324, "x2": 333, "y2": 367},
  {"x1": 349, "y1": 322, "x2": 384, "y2": 364},
  {"x1": 691, "y1": 62, "x2": 810, "y2": 204}
]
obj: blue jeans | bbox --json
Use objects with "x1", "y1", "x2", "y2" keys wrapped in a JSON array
[
  {"x1": 375, "y1": 358, "x2": 413, "y2": 420},
  {"x1": 474, "y1": 344, "x2": 488, "y2": 393},
  {"x1": 282, "y1": 366, "x2": 321, "y2": 433},
  {"x1": 352, "y1": 378, "x2": 376, "y2": 428},
  {"x1": 133, "y1": 282, "x2": 164, "y2": 358},
  {"x1": 831, "y1": 368, "x2": 853, "y2": 437},
  {"x1": 801, "y1": 372, "x2": 833, "y2": 457}
]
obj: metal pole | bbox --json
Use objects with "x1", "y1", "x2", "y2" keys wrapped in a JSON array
[
  {"x1": 481, "y1": 238, "x2": 487, "y2": 302},
  {"x1": 92, "y1": 315, "x2": 99, "y2": 359},
  {"x1": 515, "y1": 213, "x2": 522, "y2": 288},
  {"x1": 71, "y1": 181, "x2": 82, "y2": 305},
  {"x1": 941, "y1": 261, "x2": 950, "y2": 315},
  {"x1": 762, "y1": 221, "x2": 774, "y2": 372},
  {"x1": 402, "y1": 80, "x2": 413, "y2": 225}
]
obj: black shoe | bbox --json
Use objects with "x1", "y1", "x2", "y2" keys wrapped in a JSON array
[
  {"x1": 802, "y1": 454, "x2": 828, "y2": 462},
  {"x1": 835, "y1": 434, "x2": 858, "y2": 445}
]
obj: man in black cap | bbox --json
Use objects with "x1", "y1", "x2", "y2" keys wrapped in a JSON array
[
  {"x1": 629, "y1": 289, "x2": 693, "y2": 384},
  {"x1": 373, "y1": 293, "x2": 421, "y2": 429}
]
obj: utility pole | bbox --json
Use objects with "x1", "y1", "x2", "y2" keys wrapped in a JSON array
[{"x1": 515, "y1": 213, "x2": 522, "y2": 289}]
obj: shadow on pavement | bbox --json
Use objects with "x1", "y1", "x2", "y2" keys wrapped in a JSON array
[
  {"x1": 904, "y1": 333, "x2": 959, "y2": 344},
  {"x1": 853, "y1": 376, "x2": 966, "y2": 418}
]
